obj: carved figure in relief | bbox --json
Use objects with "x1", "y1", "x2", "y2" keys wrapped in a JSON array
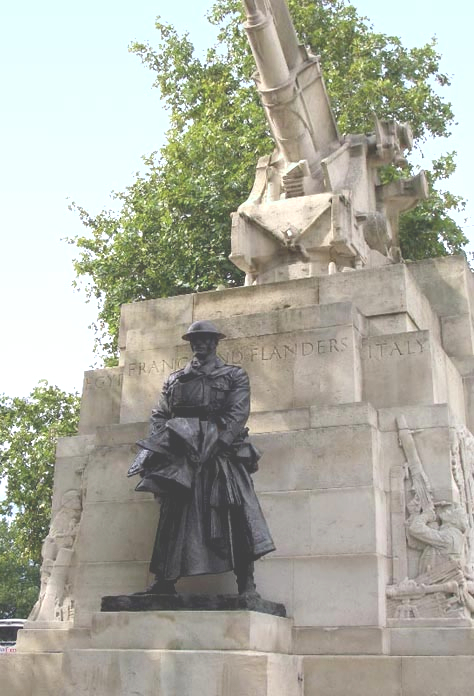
[
  {"x1": 128, "y1": 321, "x2": 275, "y2": 595},
  {"x1": 409, "y1": 504, "x2": 468, "y2": 575},
  {"x1": 29, "y1": 490, "x2": 82, "y2": 621},
  {"x1": 387, "y1": 419, "x2": 474, "y2": 620}
]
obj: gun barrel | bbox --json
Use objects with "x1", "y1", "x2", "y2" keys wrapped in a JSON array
[{"x1": 242, "y1": 0, "x2": 290, "y2": 89}]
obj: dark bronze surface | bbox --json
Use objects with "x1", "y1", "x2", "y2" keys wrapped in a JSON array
[
  {"x1": 128, "y1": 322, "x2": 275, "y2": 596},
  {"x1": 101, "y1": 593, "x2": 286, "y2": 617}
]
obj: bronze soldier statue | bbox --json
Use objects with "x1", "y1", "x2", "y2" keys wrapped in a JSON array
[{"x1": 128, "y1": 320, "x2": 275, "y2": 595}]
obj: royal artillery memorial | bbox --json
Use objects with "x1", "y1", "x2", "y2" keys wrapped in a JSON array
[{"x1": 3, "y1": 2, "x2": 474, "y2": 694}]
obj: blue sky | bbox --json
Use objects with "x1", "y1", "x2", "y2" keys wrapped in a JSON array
[{"x1": 0, "y1": 0, "x2": 472, "y2": 399}]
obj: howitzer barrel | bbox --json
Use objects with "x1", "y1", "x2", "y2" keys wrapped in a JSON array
[
  {"x1": 242, "y1": 0, "x2": 290, "y2": 89},
  {"x1": 241, "y1": 0, "x2": 339, "y2": 196}
]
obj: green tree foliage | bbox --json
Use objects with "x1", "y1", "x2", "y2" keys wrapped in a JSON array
[
  {"x1": 0, "y1": 519, "x2": 40, "y2": 619},
  {"x1": 68, "y1": 0, "x2": 467, "y2": 363},
  {"x1": 0, "y1": 382, "x2": 80, "y2": 565}
]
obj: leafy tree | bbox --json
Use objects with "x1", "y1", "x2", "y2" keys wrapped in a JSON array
[
  {"x1": 0, "y1": 519, "x2": 40, "y2": 619},
  {"x1": 68, "y1": 0, "x2": 468, "y2": 363},
  {"x1": 0, "y1": 381, "x2": 80, "y2": 565}
]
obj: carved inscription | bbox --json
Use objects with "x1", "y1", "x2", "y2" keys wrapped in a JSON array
[
  {"x1": 364, "y1": 336, "x2": 426, "y2": 360},
  {"x1": 127, "y1": 336, "x2": 350, "y2": 377},
  {"x1": 84, "y1": 372, "x2": 123, "y2": 391}
]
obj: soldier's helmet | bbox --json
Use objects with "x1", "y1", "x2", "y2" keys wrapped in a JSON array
[{"x1": 182, "y1": 320, "x2": 226, "y2": 342}]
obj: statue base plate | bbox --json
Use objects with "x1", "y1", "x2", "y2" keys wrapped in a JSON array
[{"x1": 101, "y1": 592, "x2": 286, "y2": 617}]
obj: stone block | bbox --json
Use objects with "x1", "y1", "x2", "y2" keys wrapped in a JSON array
[
  {"x1": 84, "y1": 444, "x2": 144, "y2": 504},
  {"x1": 259, "y1": 491, "x2": 312, "y2": 556},
  {"x1": 120, "y1": 324, "x2": 363, "y2": 422},
  {"x1": 292, "y1": 555, "x2": 388, "y2": 627},
  {"x1": 253, "y1": 424, "x2": 380, "y2": 493},
  {"x1": 78, "y1": 367, "x2": 123, "y2": 435},
  {"x1": 192, "y1": 276, "x2": 319, "y2": 321},
  {"x1": 258, "y1": 487, "x2": 386, "y2": 557},
  {"x1": 72, "y1": 561, "x2": 150, "y2": 627},
  {"x1": 401, "y1": 655, "x2": 474, "y2": 696},
  {"x1": 463, "y1": 373, "x2": 474, "y2": 436},
  {"x1": 94, "y1": 421, "x2": 148, "y2": 447},
  {"x1": 408, "y1": 255, "x2": 471, "y2": 317},
  {"x1": 255, "y1": 557, "x2": 295, "y2": 621},
  {"x1": 377, "y1": 404, "x2": 451, "y2": 432},
  {"x1": 362, "y1": 330, "x2": 437, "y2": 409},
  {"x1": 90, "y1": 610, "x2": 293, "y2": 653},
  {"x1": 74, "y1": 500, "x2": 158, "y2": 563},
  {"x1": 320, "y1": 263, "x2": 440, "y2": 342},
  {"x1": 56, "y1": 434, "x2": 96, "y2": 458},
  {"x1": 302, "y1": 656, "x2": 401, "y2": 696},
  {"x1": 390, "y1": 627, "x2": 474, "y2": 656},
  {"x1": 16, "y1": 624, "x2": 72, "y2": 653},
  {"x1": 61, "y1": 649, "x2": 303, "y2": 696},
  {"x1": 293, "y1": 626, "x2": 388, "y2": 655},
  {"x1": 443, "y1": 350, "x2": 466, "y2": 425},
  {"x1": 248, "y1": 408, "x2": 311, "y2": 433},
  {"x1": 50, "y1": 456, "x2": 88, "y2": 515},
  {"x1": 368, "y1": 312, "x2": 418, "y2": 336},
  {"x1": 309, "y1": 401, "x2": 378, "y2": 428},
  {"x1": 118, "y1": 294, "x2": 194, "y2": 353},
  {"x1": 0, "y1": 652, "x2": 63, "y2": 696},
  {"x1": 441, "y1": 314, "x2": 474, "y2": 358}
]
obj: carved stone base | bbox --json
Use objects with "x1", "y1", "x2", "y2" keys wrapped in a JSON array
[{"x1": 101, "y1": 592, "x2": 286, "y2": 617}]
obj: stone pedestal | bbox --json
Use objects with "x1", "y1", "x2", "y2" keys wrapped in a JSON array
[{"x1": 5, "y1": 256, "x2": 474, "y2": 695}]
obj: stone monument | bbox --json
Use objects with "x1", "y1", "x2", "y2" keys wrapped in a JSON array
[{"x1": 3, "y1": 2, "x2": 474, "y2": 695}]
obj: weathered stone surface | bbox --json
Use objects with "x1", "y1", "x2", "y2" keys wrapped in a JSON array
[
  {"x1": 0, "y1": 652, "x2": 63, "y2": 696},
  {"x1": 390, "y1": 627, "x2": 474, "y2": 656},
  {"x1": 309, "y1": 401, "x2": 378, "y2": 428},
  {"x1": 78, "y1": 367, "x2": 123, "y2": 435},
  {"x1": 253, "y1": 424, "x2": 380, "y2": 493},
  {"x1": 72, "y1": 561, "x2": 150, "y2": 628},
  {"x1": 292, "y1": 555, "x2": 388, "y2": 627},
  {"x1": 61, "y1": 649, "x2": 303, "y2": 696},
  {"x1": 96, "y1": 608, "x2": 289, "y2": 650},
  {"x1": 303, "y1": 656, "x2": 402, "y2": 696},
  {"x1": 258, "y1": 486, "x2": 386, "y2": 556},
  {"x1": 368, "y1": 312, "x2": 418, "y2": 336},
  {"x1": 401, "y1": 655, "x2": 474, "y2": 696},
  {"x1": 74, "y1": 500, "x2": 157, "y2": 564},
  {"x1": 319, "y1": 264, "x2": 440, "y2": 341},
  {"x1": 16, "y1": 623, "x2": 73, "y2": 653},
  {"x1": 248, "y1": 408, "x2": 311, "y2": 433},
  {"x1": 118, "y1": 293, "x2": 194, "y2": 355},
  {"x1": 293, "y1": 626, "x2": 388, "y2": 655},
  {"x1": 55, "y1": 434, "x2": 96, "y2": 458},
  {"x1": 119, "y1": 322, "x2": 363, "y2": 423},
  {"x1": 84, "y1": 443, "x2": 144, "y2": 504},
  {"x1": 192, "y1": 277, "x2": 319, "y2": 321}
]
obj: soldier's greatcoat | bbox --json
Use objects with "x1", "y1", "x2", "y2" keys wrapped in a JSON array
[{"x1": 132, "y1": 355, "x2": 275, "y2": 580}]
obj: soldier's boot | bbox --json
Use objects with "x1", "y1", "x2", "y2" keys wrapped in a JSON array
[
  {"x1": 235, "y1": 561, "x2": 259, "y2": 596},
  {"x1": 134, "y1": 572, "x2": 177, "y2": 595}
]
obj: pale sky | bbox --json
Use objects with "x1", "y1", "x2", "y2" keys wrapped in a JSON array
[{"x1": 0, "y1": 0, "x2": 472, "y2": 399}]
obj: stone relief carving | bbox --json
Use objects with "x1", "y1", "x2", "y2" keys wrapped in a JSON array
[
  {"x1": 29, "y1": 489, "x2": 82, "y2": 622},
  {"x1": 387, "y1": 417, "x2": 474, "y2": 621}
]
